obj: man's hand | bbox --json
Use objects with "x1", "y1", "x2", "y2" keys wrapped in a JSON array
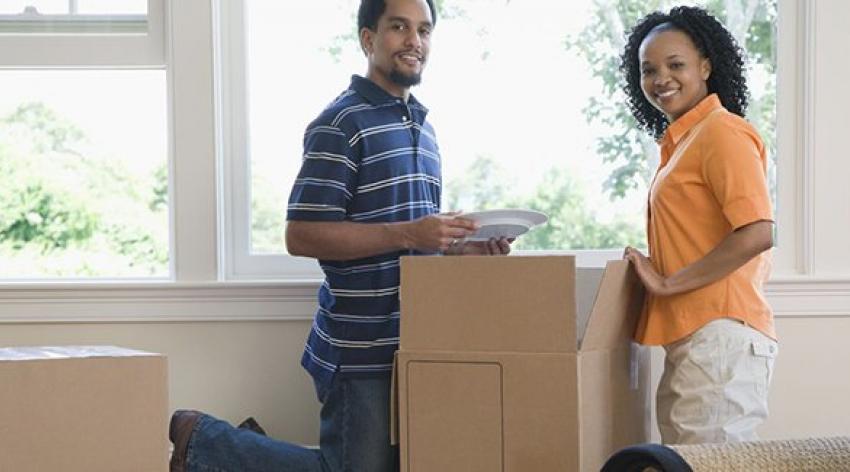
[
  {"x1": 402, "y1": 213, "x2": 480, "y2": 253},
  {"x1": 449, "y1": 237, "x2": 513, "y2": 256},
  {"x1": 623, "y1": 246, "x2": 671, "y2": 296}
]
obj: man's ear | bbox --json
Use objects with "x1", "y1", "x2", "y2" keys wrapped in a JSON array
[
  {"x1": 359, "y1": 27, "x2": 373, "y2": 56},
  {"x1": 700, "y1": 57, "x2": 712, "y2": 81}
]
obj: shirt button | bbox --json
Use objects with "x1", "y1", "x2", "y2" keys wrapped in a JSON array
[{"x1": 402, "y1": 116, "x2": 408, "y2": 122}]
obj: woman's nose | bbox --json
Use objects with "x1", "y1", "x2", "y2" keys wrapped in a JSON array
[{"x1": 653, "y1": 70, "x2": 671, "y2": 86}]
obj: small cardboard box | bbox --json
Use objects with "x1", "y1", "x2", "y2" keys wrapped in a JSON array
[
  {"x1": 0, "y1": 346, "x2": 169, "y2": 472},
  {"x1": 392, "y1": 255, "x2": 650, "y2": 472}
]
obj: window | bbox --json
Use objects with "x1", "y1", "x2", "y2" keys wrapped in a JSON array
[
  {"x1": 0, "y1": 0, "x2": 162, "y2": 65},
  {"x1": 0, "y1": 71, "x2": 168, "y2": 279},
  {"x1": 220, "y1": 0, "x2": 777, "y2": 278},
  {"x1": 0, "y1": 1, "x2": 147, "y2": 16},
  {"x1": 0, "y1": 0, "x2": 167, "y2": 280}
]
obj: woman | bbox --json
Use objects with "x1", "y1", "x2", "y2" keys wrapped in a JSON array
[{"x1": 620, "y1": 6, "x2": 777, "y2": 445}]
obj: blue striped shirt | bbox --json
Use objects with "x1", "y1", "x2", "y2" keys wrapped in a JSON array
[{"x1": 287, "y1": 75, "x2": 441, "y2": 398}]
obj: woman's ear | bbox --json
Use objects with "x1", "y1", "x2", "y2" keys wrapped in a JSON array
[{"x1": 700, "y1": 57, "x2": 712, "y2": 81}]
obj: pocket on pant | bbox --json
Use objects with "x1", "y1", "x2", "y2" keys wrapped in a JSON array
[
  {"x1": 750, "y1": 339, "x2": 778, "y2": 396},
  {"x1": 751, "y1": 339, "x2": 778, "y2": 359}
]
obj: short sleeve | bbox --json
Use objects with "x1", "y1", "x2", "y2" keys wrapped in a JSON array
[
  {"x1": 701, "y1": 123, "x2": 773, "y2": 229},
  {"x1": 287, "y1": 124, "x2": 358, "y2": 222}
]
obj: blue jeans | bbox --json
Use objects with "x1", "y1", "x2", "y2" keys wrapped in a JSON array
[{"x1": 185, "y1": 375, "x2": 398, "y2": 472}]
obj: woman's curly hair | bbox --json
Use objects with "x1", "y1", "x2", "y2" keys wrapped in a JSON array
[{"x1": 620, "y1": 6, "x2": 749, "y2": 140}]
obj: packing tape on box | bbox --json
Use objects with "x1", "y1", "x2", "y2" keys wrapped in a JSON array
[{"x1": 0, "y1": 346, "x2": 156, "y2": 361}]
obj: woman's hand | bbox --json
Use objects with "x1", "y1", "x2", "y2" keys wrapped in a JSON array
[{"x1": 623, "y1": 246, "x2": 672, "y2": 296}]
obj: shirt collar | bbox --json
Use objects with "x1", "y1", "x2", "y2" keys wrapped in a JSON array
[
  {"x1": 349, "y1": 75, "x2": 427, "y2": 111},
  {"x1": 663, "y1": 93, "x2": 723, "y2": 145}
]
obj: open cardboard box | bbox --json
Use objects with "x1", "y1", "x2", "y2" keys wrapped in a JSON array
[
  {"x1": 0, "y1": 346, "x2": 169, "y2": 472},
  {"x1": 392, "y1": 255, "x2": 650, "y2": 472}
]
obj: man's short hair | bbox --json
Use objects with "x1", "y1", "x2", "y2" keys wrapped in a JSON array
[{"x1": 357, "y1": 0, "x2": 437, "y2": 31}]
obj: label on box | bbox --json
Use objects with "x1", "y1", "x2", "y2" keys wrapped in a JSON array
[{"x1": 629, "y1": 342, "x2": 641, "y2": 390}]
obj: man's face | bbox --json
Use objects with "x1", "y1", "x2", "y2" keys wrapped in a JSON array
[{"x1": 361, "y1": 0, "x2": 433, "y2": 97}]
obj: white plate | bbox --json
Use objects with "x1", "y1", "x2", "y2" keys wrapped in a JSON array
[{"x1": 460, "y1": 209, "x2": 548, "y2": 241}]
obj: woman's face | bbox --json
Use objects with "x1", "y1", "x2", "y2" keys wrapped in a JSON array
[{"x1": 638, "y1": 27, "x2": 711, "y2": 122}]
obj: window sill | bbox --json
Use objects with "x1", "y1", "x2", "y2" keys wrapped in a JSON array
[
  {"x1": 0, "y1": 280, "x2": 319, "y2": 323},
  {"x1": 1, "y1": 272, "x2": 849, "y2": 324}
]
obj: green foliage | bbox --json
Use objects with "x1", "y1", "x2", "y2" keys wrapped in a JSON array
[
  {"x1": 102, "y1": 222, "x2": 168, "y2": 271},
  {"x1": 443, "y1": 157, "x2": 644, "y2": 250},
  {"x1": 0, "y1": 183, "x2": 97, "y2": 250},
  {"x1": 0, "y1": 102, "x2": 168, "y2": 277},
  {"x1": 564, "y1": 0, "x2": 777, "y2": 200},
  {"x1": 1, "y1": 102, "x2": 84, "y2": 153},
  {"x1": 251, "y1": 175, "x2": 286, "y2": 254},
  {"x1": 443, "y1": 155, "x2": 512, "y2": 212},
  {"x1": 514, "y1": 168, "x2": 644, "y2": 250},
  {"x1": 150, "y1": 164, "x2": 168, "y2": 212}
]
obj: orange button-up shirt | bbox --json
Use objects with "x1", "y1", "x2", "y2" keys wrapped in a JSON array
[{"x1": 634, "y1": 94, "x2": 775, "y2": 346}]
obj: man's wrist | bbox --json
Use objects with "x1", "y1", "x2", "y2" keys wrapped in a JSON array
[{"x1": 385, "y1": 222, "x2": 413, "y2": 251}]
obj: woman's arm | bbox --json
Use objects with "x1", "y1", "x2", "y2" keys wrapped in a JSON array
[{"x1": 624, "y1": 220, "x2": 773, "y2": 296}]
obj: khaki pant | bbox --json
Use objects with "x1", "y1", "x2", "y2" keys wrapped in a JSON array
[{"x1": 657, "y1": 318, "x2": 778, "y2": 445}]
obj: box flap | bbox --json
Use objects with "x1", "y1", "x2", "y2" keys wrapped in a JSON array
[
  {"x1": 575, "y1": 267, "x2": 604, "y2": 349},
  {"x1": 578, "y1": 348, "x2": 651, "y2": 470},
  {"x1": 579, "y1": 260, "x2": 645, "y2": 351},
  {"x1": 390, "y1": 353, "x2": 400, "y2": 445},
  {"x1": 401, "y1": 255, "x2": 578, "y2": 353}
]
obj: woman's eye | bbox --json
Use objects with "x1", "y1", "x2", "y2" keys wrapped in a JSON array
[{"x1": 670, "y1": 62, "x2": 684, "y2": 69}]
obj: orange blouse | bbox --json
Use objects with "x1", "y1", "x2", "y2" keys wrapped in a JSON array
[{"x1": 634, "y1": 94, "x2": 775, "y2": 346}]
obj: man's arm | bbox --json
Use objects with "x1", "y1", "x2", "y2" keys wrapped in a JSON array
[{"x1": 286, "y1": 214, "x2": 480, "y2": 261}]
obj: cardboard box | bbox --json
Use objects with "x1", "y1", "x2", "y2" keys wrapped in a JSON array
[
  {"x1": 392, "y1": 255, "x2": 650, "y2": 472},
  {"x1": 0, "y1": 346, "x2": 169, "y2": 472}
]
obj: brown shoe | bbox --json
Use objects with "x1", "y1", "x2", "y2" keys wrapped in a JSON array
[{"x1": 169, "y1": 410, "x2": 201, "y2": 472}]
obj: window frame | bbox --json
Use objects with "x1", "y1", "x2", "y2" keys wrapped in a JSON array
[
  {"x1": 215, "y1": 0, "x2": 321, "y2": 281},
  {"x1": 0, "y1": 0, "x2": 163, "y2": 67}
]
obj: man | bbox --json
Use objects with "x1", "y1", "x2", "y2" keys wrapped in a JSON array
[{"x1": 169, "y1": 1, "x2": 510, "y2": 471}]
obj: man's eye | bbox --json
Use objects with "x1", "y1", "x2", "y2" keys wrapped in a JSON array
[
  {"x1": 392, "y1": 23, "x2": 406, "y2": 31},
  {"x1": 419, "y1": 28, "x2": 432, "y2": 37}
]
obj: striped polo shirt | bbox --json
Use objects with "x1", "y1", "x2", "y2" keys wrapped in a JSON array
[{"x1": 287, "y1": 75, "x2": 441, "y2": 398}]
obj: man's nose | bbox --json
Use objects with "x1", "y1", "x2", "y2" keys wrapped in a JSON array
[{"x1": 405, "y1": 30, "x2": 423, "y2": 48}]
